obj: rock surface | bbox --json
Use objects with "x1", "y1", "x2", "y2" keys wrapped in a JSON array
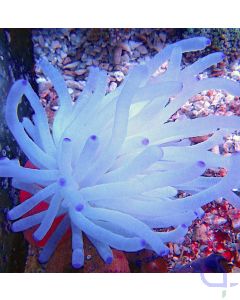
[{"x1": 0, "y1": 29, "x2": 36, "y2": 272}]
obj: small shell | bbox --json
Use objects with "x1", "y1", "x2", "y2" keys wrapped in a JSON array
[
  {"x1": 137, "y1": 45, "x2": 148, "y2": 55},
  {"x1": 63, "y1": 61, "x2": 79, "y2": 69},
  {"x1": 66, "y1": 80, "x2": 84, "y2": 90},
  {"x1": 74, "y1": 69, "x2": 87, "y2": 76}
]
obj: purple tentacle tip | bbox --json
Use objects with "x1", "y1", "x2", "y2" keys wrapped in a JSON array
[
  {"x1": 159, "y1": 248, "x2": 169, "y2": 256},
  {"x1": 63, "y1": 137, "x2": 71, "y2": 142},
  {"x1": 181, "y1": 224, "x2": 187, "y2": 229},
  {"x1": 221, "y1": 53, "x2": 226, "y2": 60},
  {"x1": 106, "y1": 256, "x2": 113, "y2": 264},
  {"x1": 164, "y1": 248, "x2": 170, "y2": 256},
  {"x1": 58, "y1": 177, "x2": 66, "y2": 186},
  {"x1": 141, "y1": 239, "x2": 147, "y2": 247},
  {"x1": 141, "y1": 138, "x2": 149, "y2": 146},
  {"x1": 33, "y1": 232, "x2": 41, "y2": 242},
  {"x1": 7, "y1": 211, "x2": 12, "y2": 221},
  {"x1": 194, "y1": 211, "x2": 198, "y2": 217},
  {"x1": 11, "y1": 223, "x2": 17, "y2": 232},
  {"x1": 22, "y1": 79, "x2": 28, "y2": 86},
  {"x1": 75, "y1": 203, "x2": 84, "y2": 212},
  {"x1": 197, "y1": 160, "x2": 205, "y2": 168},
  {"x1": 90, "y1": 135, "x2": 97, "y2": 141},
  {"x1": 159, "y1": 250, "x2": 164, "y2": 256},
  {"x1": 73, "y1": 263, "x2": 82, "y2": 269},
  {"x1": 206, "y1": 38, "x2": 211, "y2": 46}
]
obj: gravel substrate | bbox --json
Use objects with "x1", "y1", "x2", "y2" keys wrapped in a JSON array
[{"x1": 29, "y1": 28, "x2": 240, "y2": 273}]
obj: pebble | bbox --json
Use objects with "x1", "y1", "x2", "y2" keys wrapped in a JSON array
[
  {"x1": 38, "y1": 81, "x2": 53, "y2": 93},
  {"x1": 81, "y1": 53, "x2": 88, "y2": 62},
  {"x1": 225, "y1": 94, "x2": 234, "y2": 103},
  {"x1": 51, "y1": 40, "x2": 61, "y2": 50},
  {"x1": 121, "y1": 53, "x2": 130, "y2": 64},
  {"x1": 211, "y1": 145, "x2": 220, "y2": 154},
  {"x1": 228, "y1": 209, "x2": 240, "y2": 229},
  {"x1": 113, "y1": 46, "x2": 122, "y2": 65},
  {"x1": 74, "y1": 69, "x2": 87, "y2": 76},
  {"x1": 63, "y1": 74, "x2": 74, "y2": 81},
  {"x1": 190, "y1": 135, "x2": 209, "y2": 144},
  {"x1": 36, "y1": 77, "x2": 48, "y2": 84},
  {"x1": 233, "y1": 135, "x2": 240, "y2": 142},
  {"x1": 173, "y1": 244, "x2": 181, "y2": 255},
  {"x1": 63, "y1": 70, "x2": 77, "y2": 77},
  {"x1": 118, "y1": 42, "x2": 131, "y2": 53},
  {"x1": 223, "y1": 140, "x2": 235, "y2": 153},
  {"x1": 70, "y1": 33, "x2": 77, "y2": 44},
  {"x1": 129, "y1": 40, "x2": 142, "y2": 50},
  {"x1": 235, "y1": 141, "x2": 240, "y2": 152},
  {"x1": 233, "y1": 219, "x2": 240, "y2": 230},
  {"x1": 85, "y1": 59, "x2": 93, "y2": 66},
  {"x1": 108, "y1": 81, "x2": 118, "y2": 93},
  {"x1": 114, "y1": 71, "x2": 125, "y2": 82},
  {"x1": 99, "y1": 63, "x2": 110, "y2": 70},
  {"x1": 133, "y1": 49, "x2": 141, "y2": 59},
  {"x1": 67, "y1": 88, "x2": 74, "y2": 95},
  {"x1": 60, "y1": 50, "x2": 67, "y2": 59},
  {"x1": 193, "y1": 224, "x2": 208, "y2": 242},
  {"x1": 159, "y1": 32, "x2": 167, "y2": 43},
  {"x1": 153, "y1": 42, "x2": 164, "y2": 52},
  {"x1": 62, "y1": 57, "x2": 71, "y2": 65},
  {"x1": 225, "y1": 111, "x2": 234, "y2": 116},
  {"x1": 66, "y1": 80, "x2": 84, "y2": 90},
  {"x1": 137, "y1": 45, "x2": 148, "y2": 55},
  {"x1": 213, "y1": 216, "x2": 227, "y2": 226},
  {"x1": 51, "y1": 105, "x2": 59, "y2": 111},
  {"x1": 38, "y1": 35, "x2": 45, "y2": 48},
  {"x1": 231, "y1": 70, "x2": 240, "y2": 80},
  {"x1": 63, "y1": 61, "x2": 79, "y2": 69},
  {"x1": 199, "y1": 245, "x2": 208, "y2": 252}
]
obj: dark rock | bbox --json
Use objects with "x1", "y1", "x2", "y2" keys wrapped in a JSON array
[{"x1": 0, "y1": 29, "x2": 36, "y2": 272}]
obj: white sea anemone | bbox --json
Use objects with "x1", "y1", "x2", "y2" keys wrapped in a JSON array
[{"x1": 1, "y1": 37, "x2": 240, "y2": 268}]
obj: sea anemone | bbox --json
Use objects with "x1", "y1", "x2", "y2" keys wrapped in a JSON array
[{"x1": 1, "y1": 36, "x2": 240, "y2": 269}]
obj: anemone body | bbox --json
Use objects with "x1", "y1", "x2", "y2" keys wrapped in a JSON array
[{"x1": 1, "y1": 37, "x2": 240, "y2": 268}]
